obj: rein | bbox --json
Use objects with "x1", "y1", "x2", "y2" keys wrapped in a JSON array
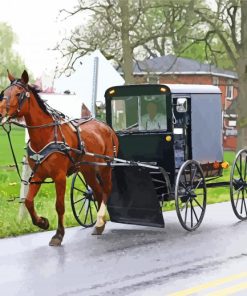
[
  {"x1": 9, "y1": 118, "x2": 68, "y2": 129},
  {"x1": 1, "y1": 122, "x2": 54, "y2": 185},
  {"x1": 0, "y1": 80, "x2": 82, "y2": 185},
  {"x1": 0, "y1": 80, "x2": 119, "y2": 186}
]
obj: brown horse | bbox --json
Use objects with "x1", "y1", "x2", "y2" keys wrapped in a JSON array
[{"x1": 0, "y1": 70, "x2": 118, "y2": 246}]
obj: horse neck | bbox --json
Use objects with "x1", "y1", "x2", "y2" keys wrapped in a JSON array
[{"x1": 24, "y1": 94, "x2": 55, "y2": 150}]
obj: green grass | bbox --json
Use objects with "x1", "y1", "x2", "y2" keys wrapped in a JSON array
[
  {"x1": 0, "y1": 126, "x2": 236, "y2": 238},
  {"x1": 163, "y1": 151, "x2": 235, "y2": 212},
  {"x1": 206, "y1": 151, "x2": 235, "y2": 204},
  {"x1": 0, "y1": 126, "x2": 78, "y2": 238}
]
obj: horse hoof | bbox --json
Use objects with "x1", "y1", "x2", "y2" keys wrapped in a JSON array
[
  {"x1": 36, "y1": 217, "x2": 49, "y2": 230},
  {"x1": 91, "y1": 223, "x2": 106, "y2": 235},
  {"x1": 49, "y1": 233, "x2": 63, "y2": 247}
]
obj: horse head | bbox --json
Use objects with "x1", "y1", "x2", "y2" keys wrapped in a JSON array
[{"x1": 0, "y1": 70, "x2": 31, "y2": 122}]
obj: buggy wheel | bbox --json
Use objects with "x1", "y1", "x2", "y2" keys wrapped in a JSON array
[
  {"x1": 230, "y1": 149, "x2": 247, "y2": 220},
  {"x1": 175, "y1": 160, "x2": 207, "y2": 231},
  {"x1": 70, "y1": 172, "x2": 98, "y2": 227}
]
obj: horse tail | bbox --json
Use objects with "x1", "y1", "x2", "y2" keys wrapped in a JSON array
[{"x1": 93, "y1": 118, "x2": 119, "y2": 158}]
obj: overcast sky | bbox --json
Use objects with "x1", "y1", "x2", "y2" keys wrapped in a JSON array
[{"x1": 0, "y1": 0, "x2": 82, "y2": 78}]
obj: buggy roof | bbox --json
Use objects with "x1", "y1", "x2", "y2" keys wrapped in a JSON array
[
  {"x1": 105, "y1": 84, "x2": 221, "y2": 96},
  {"x1": 164, "y1": 84, "x2": 221, "y2": 95}
]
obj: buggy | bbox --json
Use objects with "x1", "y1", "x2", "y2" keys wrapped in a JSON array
[{"x1": 71, "y1": 84, "x2": 247, "y2": 231}]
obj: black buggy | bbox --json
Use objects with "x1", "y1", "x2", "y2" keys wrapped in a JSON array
[{"x1": 71, "y1": 84, "x2": 247, "y2": 231}]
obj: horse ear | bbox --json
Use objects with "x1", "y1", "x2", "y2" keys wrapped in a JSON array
[
  {"x1": 7, "y1": 69, "x2": 15, "y2": 82},
  {"x1": 21, "y1": 70, "x2": 29, "y2": 84}
]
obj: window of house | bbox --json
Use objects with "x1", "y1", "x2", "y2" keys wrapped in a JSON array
[
  {"x1": 226, "y1": 79, "x2": 233, "y2": 100},
  {"x1": 212, "y1": 76, "x2": 219, "y2": 85},
  {"x1": 225, "y1": 129, "x2": 237, "y2": 136},
  {"x1": 228, "y1": 120, "x2": 237, "y2": 127},
  {"x1": 147, "y1": 75, "x2": 159, "y2": 84}
]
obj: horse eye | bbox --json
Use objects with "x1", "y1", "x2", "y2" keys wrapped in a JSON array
[{"x1": 16, "y1": 93, "x2": 21, "y2": 97}]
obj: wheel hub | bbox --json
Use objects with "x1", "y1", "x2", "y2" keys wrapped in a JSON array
[
  {"x1": 233, "y1": 179, "x2": 247, "y2": 190},
  {"x1": 83, "y1": 189, "x2": 93, "y2": 201},
  {"x1": 188, "y1": 191, "x2": 197, "y2": 198},
  {"x1": 180, "y1": 190, "x2": 196, "y2": 203}
]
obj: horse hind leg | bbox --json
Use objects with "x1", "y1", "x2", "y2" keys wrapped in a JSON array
[
  {"x1": 91, "y1": 132, "x2": 118, "y2": 234},
  {"x1": 83, "y1": 169, "x2": 108, "y2": 235},
  {"x1": 92, "y1": 167, "x2": 113, "y2": 235},
  {"x1": 92, "y1": 199, "x2": 107, "y2": 235}
]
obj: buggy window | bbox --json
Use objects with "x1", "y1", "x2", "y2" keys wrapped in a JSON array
[{"x1": 111, "y1": 94, "x2": 167, "y2": 131}]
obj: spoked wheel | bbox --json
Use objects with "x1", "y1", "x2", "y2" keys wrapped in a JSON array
[
  {"x1": 70, "y1": 172, "x2": 98, "y2": 227},
  {"x1": 230, "y1": 149, "x2": 247, "y2": 220},
  {"x1": 175, "y1": 160, "x2": 207, "y2": 231}
]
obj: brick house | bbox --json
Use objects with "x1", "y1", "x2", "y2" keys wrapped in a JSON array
[{"x1": 133, "y1": 54, "x2": 238, "y2": 150}]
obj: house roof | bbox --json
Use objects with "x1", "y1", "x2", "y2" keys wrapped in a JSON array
[{"x1": 134, "y1": 54, "x2": 237, "y2": 79}]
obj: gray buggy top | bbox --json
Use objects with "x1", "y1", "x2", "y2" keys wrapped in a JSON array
[{"x1": 167, "y1": 84, "x2": 223, "y2": 164}]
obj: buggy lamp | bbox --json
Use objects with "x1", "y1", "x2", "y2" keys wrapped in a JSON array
[
  {"x1": 165, "y1": 135, "x2": 172, "y2": 142},
  {"x1": 160, "y1": 87, "x2": 167, "y2": 92},
  {"x1": 213, "y1": 161, "x2": 229, "y2": 169},
  {"x1": 221, "y1": 161, "x2": 229, "y2": 169},
  {"x1": 213, "y1": 161, "x2": 220, "y2": 169},
  {"x1": 109, "y1": 89, "x2": 115, "y2": 95}
]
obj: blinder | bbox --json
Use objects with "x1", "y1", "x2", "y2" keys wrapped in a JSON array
[
  {"x1": 17, "y1": 90, "x2": 30, "y2": 112},
  {"x1": 0, "y1": 80, "x2": 30, "y2": 116},
  {"x1": 0, "y1": 91, "x2": 4, "y2": 101}
]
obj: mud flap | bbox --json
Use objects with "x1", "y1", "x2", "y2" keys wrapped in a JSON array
[{"x1": 107, "y1": 166, "x2": 165, "y2": 228}]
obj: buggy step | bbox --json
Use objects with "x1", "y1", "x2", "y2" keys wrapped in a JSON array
[{"x1": 148, "y1": 167, "x2": 172, "y2": 204}]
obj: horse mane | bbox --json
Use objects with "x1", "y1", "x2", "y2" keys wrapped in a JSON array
[
  {"x1": 29, "y1": 85, "x2": 49, "y2": 115},
  {"x1": 28, "y1": 85, "x2": 68, "y2": 120}
]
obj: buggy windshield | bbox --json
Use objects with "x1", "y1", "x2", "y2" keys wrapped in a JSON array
[{"x1": 111, "y1": 94, "x2": 167, "y2": 131}]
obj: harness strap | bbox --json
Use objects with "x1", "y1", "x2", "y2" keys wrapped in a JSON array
[
  {"x1": 27, "y1": 141, "x2": 71, "y2": 164},
  {"x1": 2, "y1": 124, "x2": 22, "y2": 181},
  {"x1": 1, "y1": 123, "x2": 53, "y2": 185},
  {"x1": 69, "y1": 120, "x2": 85, "y2": 152}
]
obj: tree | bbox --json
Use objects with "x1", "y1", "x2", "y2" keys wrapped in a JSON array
[
  {"x1": 193, "y1": 0, "x2": 247, "y2": 149},
  {"x1": 118, "y1": 0, "x2": 134, "y2": 83},
  {"x1": 0, "y1": 22, "x2": 26, "y2": 89},
  {"x1": 57, "y1": 0, "x2": 246, "y2": 149},
  {"x1": 56, "y1": 0, "x2": 197, "y2": 83},
  {"x1": 237, "y1": 0, "x2": 247, "y2": 149}
]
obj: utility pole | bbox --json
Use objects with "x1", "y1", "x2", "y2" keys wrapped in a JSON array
[{"x1": 91, "y1": 56, "x2": 99, "y2": 117}]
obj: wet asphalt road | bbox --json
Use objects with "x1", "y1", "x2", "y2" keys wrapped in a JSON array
[{"x1": 1, "y1": 201, "x2": 247, "y2": 296}]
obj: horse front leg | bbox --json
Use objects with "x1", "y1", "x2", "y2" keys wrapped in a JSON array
[
  {"x1": 25, "y1": 181, "x2": 49, "y2": 230},
  {"x1": 49, "y1": 175, "x2": 66, "y2": 247}
]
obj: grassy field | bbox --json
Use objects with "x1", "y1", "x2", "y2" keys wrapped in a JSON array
[
  {"x1": 163, "y1": 151, "x2": 235, "y2": 211},
  {"x1": 0, "y1": 127, "x2": 78, "y2": 238},
  {"x1": 0, "y1": 127, "x2": 235, "y2": 238}
]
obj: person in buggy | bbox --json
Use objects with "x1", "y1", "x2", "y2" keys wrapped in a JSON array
[{"x1": 140, "y1": 99, "x2": 167, "y2": 130}]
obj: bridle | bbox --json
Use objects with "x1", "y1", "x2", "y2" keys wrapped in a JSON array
[{"x1": 0, "y1": 79, "x2": 30, "y2": 118}]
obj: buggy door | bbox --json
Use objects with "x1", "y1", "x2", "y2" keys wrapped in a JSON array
[{"x1": 172, "y1": 96, "x2": 192, "y2": 169}]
